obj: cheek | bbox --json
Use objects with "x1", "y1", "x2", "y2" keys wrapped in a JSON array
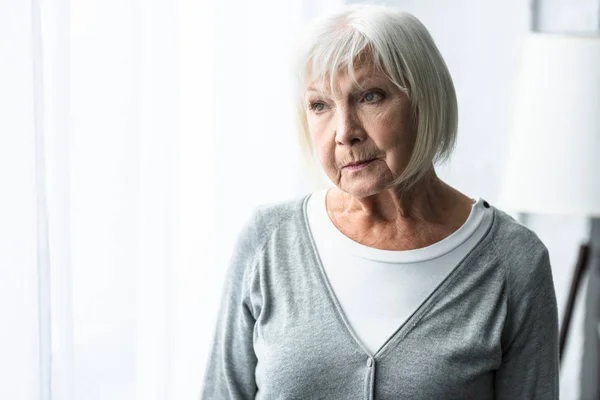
[
  {"x1": 308, "y1": 115, "x2": 331, "y2": 138},
  {"x1": 370, "y1": 108, "x2": 413, "y2": 149},
  {"x1": 314, "y1": 143, "x2": 336, "y2": 169},
  {"x1": 367, "y1": 117, "x2": 402, "y2": 150},
  {"x1": 308, "y1": 118, "x2": 334, "y2": 155}
]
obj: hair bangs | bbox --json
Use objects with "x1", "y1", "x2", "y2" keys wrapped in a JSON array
[{"x1": 305, "y1": 29, "x2": 387, "y2": 102}]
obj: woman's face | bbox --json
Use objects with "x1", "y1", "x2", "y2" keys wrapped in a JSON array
[{"x1": 305, "y1": 62, "x2": 416, "y2": 198}]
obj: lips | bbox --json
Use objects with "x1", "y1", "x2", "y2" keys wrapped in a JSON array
[{"x1": 344, "y1": 159, "x2": 374, "y2": 168}]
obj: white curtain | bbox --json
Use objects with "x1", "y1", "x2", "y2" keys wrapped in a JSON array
[{"x1": 0, "y1": 0, "x2": 341, "y2": 399}]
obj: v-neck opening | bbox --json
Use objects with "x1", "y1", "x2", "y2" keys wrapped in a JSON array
[{"x1": 299, "y1": 191, "x2": 497, "y2": 360}]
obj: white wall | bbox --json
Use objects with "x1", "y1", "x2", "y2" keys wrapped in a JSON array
[{"x1": 343, "y1": 0, "x2": 598, "y2": 399}]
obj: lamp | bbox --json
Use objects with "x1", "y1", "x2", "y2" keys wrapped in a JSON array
[{"x1": 499, "y1": 33, "x2": 600, "y2": 364}]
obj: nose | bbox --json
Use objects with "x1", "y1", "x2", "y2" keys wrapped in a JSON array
[{"x1": 335, "y1": 105, "x2": 366, "y2": 146}]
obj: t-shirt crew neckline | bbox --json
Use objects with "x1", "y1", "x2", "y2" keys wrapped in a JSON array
[{"x1": 316, "y1": 187, "x2": 487, "y2": 264}]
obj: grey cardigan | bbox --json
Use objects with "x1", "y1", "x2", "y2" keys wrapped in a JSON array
[{"x1": 201, "y1": 193, "x2": 559, "y2": 399}]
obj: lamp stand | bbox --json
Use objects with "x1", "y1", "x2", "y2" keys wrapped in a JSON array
[{"x1": 559, "y1": 243, "x2": 591, "y2": 363}]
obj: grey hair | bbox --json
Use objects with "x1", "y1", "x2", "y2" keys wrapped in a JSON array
[{"x1": 292, "y1": 4, "x2": 458, "y2": 191}]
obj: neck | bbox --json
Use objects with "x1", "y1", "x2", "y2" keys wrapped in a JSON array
[{"x1": 331, "y1": 169, "x2": 459, "y2": 228}]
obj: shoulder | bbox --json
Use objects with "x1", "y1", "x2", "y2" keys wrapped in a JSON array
[
  {"x1": 235, "y1": 192, "x2": 311, "y2": 258},
  {"x1": 253, "y1": 192, "x2": 309, "y2": 225},
  {"x1": 490, "y1": 207, "x2": 548, "y2": 255},
  {"x1": 488, "y1": 206, "x2": 553, "y2": 295},
  {"x1": 225, "y1": 193, "x2": 310, "y2": 291}
]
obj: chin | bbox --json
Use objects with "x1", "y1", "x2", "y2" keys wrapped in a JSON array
[{"x1": 337, "y1": 180, "x2": 384, "y2": 199}]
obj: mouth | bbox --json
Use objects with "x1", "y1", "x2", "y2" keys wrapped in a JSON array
[{"x1": 344, "y1": 159, "x2": 375, "y2": 170}]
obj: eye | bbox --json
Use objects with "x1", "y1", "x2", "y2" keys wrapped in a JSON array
[
  {"x1": 308, "y1": 101, "x2": 327, "y2": 114},
  {"x1": 362, "y1": 91, "x2": 384, "y2": 103}
]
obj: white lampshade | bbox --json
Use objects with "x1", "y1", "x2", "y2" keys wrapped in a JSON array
[{"x1": 499, "y1": 33, "x2": 600, "y2": 217}]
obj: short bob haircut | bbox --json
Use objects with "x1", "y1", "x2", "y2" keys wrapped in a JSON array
[{"x1": 293, "y1": 4, "x2": 458, "y2": 192}]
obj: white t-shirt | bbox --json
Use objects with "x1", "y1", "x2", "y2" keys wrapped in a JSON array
[{"x1": 306, "y1": 188, "x2": 494, "y2": 355}]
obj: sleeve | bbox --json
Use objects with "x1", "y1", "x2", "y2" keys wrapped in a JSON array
[
  {"x1": 200, "y1": 209, "x2": 261, "y2": 400},
  {"x1": 495, "y1": 246, "x2": 560, "y2": 399}
]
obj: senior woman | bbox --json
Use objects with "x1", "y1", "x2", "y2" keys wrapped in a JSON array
[{"x1": 201, "y1": 4, "x2": 558, "y2": 400}]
